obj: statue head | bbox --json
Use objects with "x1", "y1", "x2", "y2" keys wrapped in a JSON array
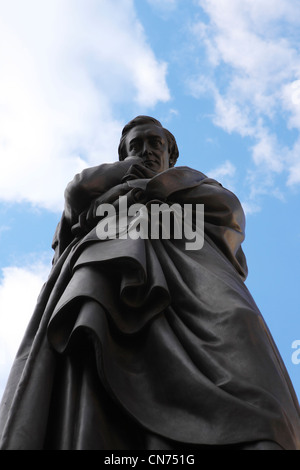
[{"x1": 118, "y1": 116, "x2": 179, "y2": 171}]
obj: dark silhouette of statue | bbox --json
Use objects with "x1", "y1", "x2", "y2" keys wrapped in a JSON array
[{"x1": 0, "y1": 116, "x2": 299, "y2": 450}]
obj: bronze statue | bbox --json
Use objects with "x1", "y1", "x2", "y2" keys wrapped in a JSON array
[{"x1": 0, "y1": 116, "x2": 299, "y2": 450}]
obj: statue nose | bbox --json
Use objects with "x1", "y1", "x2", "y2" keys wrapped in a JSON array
[{"x1": 142, "y1": 143, "x2": 152, "y2": 157}]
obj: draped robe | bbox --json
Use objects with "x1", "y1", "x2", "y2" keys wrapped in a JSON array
[{"x1": 0, "y1": 162, "x2": 299, "y2": 450}]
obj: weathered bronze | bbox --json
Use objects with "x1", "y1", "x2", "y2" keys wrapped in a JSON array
[{"x1": 0, "y1": 116, "x2": 299, "y2": 450}]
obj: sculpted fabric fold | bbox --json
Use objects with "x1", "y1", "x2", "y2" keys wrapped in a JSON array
[{"x1": 0, "y1": 165, "x2": 299, "y2": 450}]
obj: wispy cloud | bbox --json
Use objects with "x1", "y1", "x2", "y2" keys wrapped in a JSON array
[
  {"x1": 147, "y1": 0, "x2": 179, "y2": 12},
  {"x1": 207, "y1": 160, "x2": 236, "y2": 192},
  {"x1": 0, "y1": 0, "x2": 170, "y2": 212},
  {"x1": 0, "y1": 259, "x2": 51, "y2": 399},
  {"x1": 188, "y1": 0, "x2": 300, "y2": 204},
  {"x1": 0, "y1": 225, "x2": 10, "y2": 238}
]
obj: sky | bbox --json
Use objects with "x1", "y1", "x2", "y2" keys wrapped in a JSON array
[{"x1": 0, "y1": 0, "x2": 299, "y2": 405}]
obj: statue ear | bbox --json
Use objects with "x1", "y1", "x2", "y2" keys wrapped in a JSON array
[{"x1": 169, "y1": 156, "x2": 175, "y2": 167}]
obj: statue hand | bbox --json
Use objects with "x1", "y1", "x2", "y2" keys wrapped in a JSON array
[
  {"x1": 122, "y1": 162, "x2": 158, "y2": 181},
  {"x1": 84, "y1": 183, "x2": 131, "y2": 225}
]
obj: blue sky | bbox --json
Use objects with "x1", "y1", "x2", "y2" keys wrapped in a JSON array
[{"x1": 0, "y1": 0, "x2": 299, "y2": 403}]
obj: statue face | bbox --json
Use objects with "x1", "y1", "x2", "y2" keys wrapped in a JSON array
[{"x1": 125, "y1": 124, "x2": 170, "y2": 173}]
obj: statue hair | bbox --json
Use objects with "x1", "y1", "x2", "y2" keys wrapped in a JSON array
[{"x1": 118, "y1": 115, "x2": 179, "y2": 167}]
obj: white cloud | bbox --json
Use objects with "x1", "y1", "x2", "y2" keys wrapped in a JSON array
[
  {"x1": 213, "y1": 92, "x2": 254, "y2": 138},
  {"x1": 0, "y1": 259, "x2": 51, "y2": 400},
  {"x1": 0, "y1": 0, "x2": 170, "y2": 212},
  {"x1": 189, "y1": 0, "x2": 300, "y2": 197},
  {"x1": 288, "y1": 163, "x2": 300, "y2": 186},
  {"x1": 251, "y1": 130, "x2": 285, "y2": 174},
  {"x1": 240, "y1": 201, "x2": 262, "y2": 216},
  {"x1": 281, "y1": 80, "x2": 300, "y2": 130},
  {"x1": 207, "y1": 160, "x2": 236, "y2": 191},
  {"x1": 286, "y1": 138, "x2": 300, "y2": 186}
]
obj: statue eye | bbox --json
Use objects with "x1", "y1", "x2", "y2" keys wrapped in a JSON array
[
  {"x1": 130, "y1": 141, "x2": 141, "y2": 152},
  {"x1": 151, "y1": 139, "x2": 162, "y2": 148}
]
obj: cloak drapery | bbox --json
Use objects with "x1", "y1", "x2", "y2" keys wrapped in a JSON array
[{"x1": 0, "y1": 163, "x2": 299, "y2": 450}]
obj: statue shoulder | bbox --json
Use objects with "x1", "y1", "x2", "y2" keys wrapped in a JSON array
[{"x1": 169, "y1": 165, "x2": 208, "y2": 180}]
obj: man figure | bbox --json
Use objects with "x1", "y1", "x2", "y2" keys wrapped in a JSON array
[{"x1": 0, "y1": 116, "x2": 299, "y2": 450}]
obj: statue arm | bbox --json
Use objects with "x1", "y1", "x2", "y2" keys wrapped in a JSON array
[
  {"x1": 136, "y1": 166, "x2": 247, "y2": 279},
  {"x1": 64, "y1": 159, "x2": 140, "y2": 225},
  {"x1": 52, "y1": 158, "x2": 141, "y2": 263},
  {"x1": 167, "y1": 177, "x2": 248, "y2": 280}
]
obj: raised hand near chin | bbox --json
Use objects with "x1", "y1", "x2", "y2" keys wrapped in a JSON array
[{"x1": 122, "y1": 159, "x2": 158, "y2": 182}]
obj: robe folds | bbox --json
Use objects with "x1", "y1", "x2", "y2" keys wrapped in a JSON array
[{"x1": 0, "y1": 164, "x2": 299, "y2": 450}]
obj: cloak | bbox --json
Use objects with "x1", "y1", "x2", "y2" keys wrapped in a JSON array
[{"x1": 0, "y1": 163, "x2": 299, "y2": 450}]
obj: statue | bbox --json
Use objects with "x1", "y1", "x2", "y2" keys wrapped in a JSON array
[{"x1": 0, "y1": 116, "x2": 299, "y2": 450}]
